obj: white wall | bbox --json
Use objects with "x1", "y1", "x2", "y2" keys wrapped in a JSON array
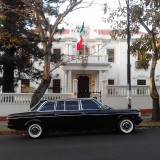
[
  {"x1": 0, "y1": 104, "x2": 30, "y2": 116},
  {"x1": 104, "y1": 96, "x2": 152, "y2": 110},
  {"x1": 0, "y1": 95, "x2": 152, "y2": 117}
]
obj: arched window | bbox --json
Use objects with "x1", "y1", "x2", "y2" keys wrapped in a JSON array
[{"x1": 79, "y1": 44, "x2": 89, "y2": 55}]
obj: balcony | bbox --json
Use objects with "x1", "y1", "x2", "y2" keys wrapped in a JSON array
[{"x1": 63, "y1": 55, "x2": 107, "y2": 65}]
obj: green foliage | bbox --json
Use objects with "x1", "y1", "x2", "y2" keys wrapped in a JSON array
[
  {"x1": 0, "y1": 0, "x2": 45, "y2": 92},
  {"x1": 131, "y1": 34, "x2": 152, "y2": 56},
  {"x1": 136, "y1": 59, "x2": 150, "y2": 70}
]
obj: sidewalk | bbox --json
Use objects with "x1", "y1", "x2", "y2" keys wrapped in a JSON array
[
  {"x1": 0, "y1": 117, "x2": 25, "y2": 135},
  {"x1": 0, "y1": 121, "x2": 25, "y2": 135}
]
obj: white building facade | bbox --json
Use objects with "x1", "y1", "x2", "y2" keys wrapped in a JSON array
[
  {"x1": 1, "y1": 27, "x2": 160, "y2": 108},
  {"x1": 3, "y1": 27, "x2": 160, "y2": 101},
  {"x1": 2, "y1": 27, "x2": 160, "y2": 115},
  {"x1": 47, "y1": 27, "x2": 160, "y2": 96}
]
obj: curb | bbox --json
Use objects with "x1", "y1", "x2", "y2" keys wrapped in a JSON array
[
  {"x1": 0, "y1": 126, "x2": 25, "y2": 135},
  {"x1": 0, "y1": 116, "x2": 7, "y2": 121},
  {"x1": 0, "y1": 130, "x2": 25, "y2": 135},
  {"x1": 0, "y1": 123, "x2": 26, "y2": 135}
]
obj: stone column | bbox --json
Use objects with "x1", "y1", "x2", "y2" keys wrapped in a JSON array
[
  {"x1": 99, "y1": 70, "x2": 102, "y2": 91},
  {"x1": 63, "y1": 70, "x2": 68, "y2": 93},
  {"x1": 62, "y1": 70, "x2": 66, "y2": 93},
  {"x1": 17, "y1": 80, "x2": 21, "y2": 93},
  {"x1": 66, "y1": 43, "x2": 69, "y2": 55},
  {"x1": 101, "y1": 80, "x2": 107, "y2": 104},
  {"x1": 66, "y1": 42, "x2": 72, "y2": 55},
  {"x1": 73, "y1": 79, "x2": 78, "y2": 98},
  {"x1": 68, "y1": 70, "x2": 72, "y2": 93},
  {"x1": 69, "y1": 43, "x2": 72, "y2": 55}
]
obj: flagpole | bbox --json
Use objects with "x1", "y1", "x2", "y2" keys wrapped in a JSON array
[{"x1": 84, "y1": 25, "x2": 85, "y2": 57}]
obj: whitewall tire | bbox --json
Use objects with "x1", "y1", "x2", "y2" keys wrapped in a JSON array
[
  {"x1": 27, "y1": 123, "x2": 43, "y2": 139},
  {"x1": 118, "y1": 118, "x2": 135, "y2": 134}
]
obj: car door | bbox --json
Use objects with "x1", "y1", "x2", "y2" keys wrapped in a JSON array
[
  {"x1": 54, "y1": 100, "x2": 82, "y2": 130},
  {"x1": 38, "y1": 101, "x2": 57, "y2": 129},
  {"x1": 80, "y1": 99, "x2": 112, "y2": 129}
]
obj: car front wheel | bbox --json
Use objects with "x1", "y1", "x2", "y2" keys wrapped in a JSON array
[
  {"x1": 118, "y1": 118, "x2": 135, "y2": 134},
  {"x1": 27, "y1": 123, "x2": 43, "y2": 139}
]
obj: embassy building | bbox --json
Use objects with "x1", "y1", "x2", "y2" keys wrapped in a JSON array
[{"x1": 1, "y1": 27, "x2": 160, "y2": 108}]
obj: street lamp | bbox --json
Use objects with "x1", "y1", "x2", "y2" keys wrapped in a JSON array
[{"x1": 126, "y1": 0, "x2": 131, "y2": 109}]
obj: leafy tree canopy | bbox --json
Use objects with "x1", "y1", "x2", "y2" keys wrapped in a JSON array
[{"x1": 0, "y1": 0, "x2": 44, "y2": 83}]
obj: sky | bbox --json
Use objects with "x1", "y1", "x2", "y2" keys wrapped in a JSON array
[
  {"x1": 61, "y1": 0, "x2": 146, "y2": 32},
  {"x1": 61, "y1": 0, "x2": 122, "y2": 29}
]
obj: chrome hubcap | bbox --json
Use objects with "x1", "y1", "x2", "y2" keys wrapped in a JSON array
[
  {"x1": 120, "y1": 119, "x2": 133, "y2": 134},
  {"x1": 28, "y1": 124, "x2": 42, "y2": 138}
]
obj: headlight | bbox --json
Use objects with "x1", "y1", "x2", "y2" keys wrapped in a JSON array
[
  {"x1": 6, "y1": 117, "x2": 10, "y2": 123},
  {"x1": 138, "y1": 111, "x2": 142, "y2": 117}
]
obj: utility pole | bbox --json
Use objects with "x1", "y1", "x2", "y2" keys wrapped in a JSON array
[{"x1": 126, "y1": 0, "x2": 131, "y2": 109}]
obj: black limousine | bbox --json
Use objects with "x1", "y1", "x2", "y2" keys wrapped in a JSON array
[{"x1": 7, "y1": 98, "x2": 143, "y2": 138}]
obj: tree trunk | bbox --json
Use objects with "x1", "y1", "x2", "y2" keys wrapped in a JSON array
[
  {"x1": 2, "y1": 47, "x2": 15, "y2": 93},
  {"x1": 30, "y1": 41, "x2": 52, "y2": 108},
  {"x1": 150, "y1": 74, "x2": 160, "y2": 121},
  {"x1": 152, "y1": 97, "x2": 160, "y2": 121},
  {"x1": 150, "y1": 44, "x2": 160, "y2": 121},
  {"x1": 30, "y1": 76, "x2": 51, "y2": 108}
]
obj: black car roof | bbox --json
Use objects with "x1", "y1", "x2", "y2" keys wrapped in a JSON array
[{"x1": 44, "y1": 98, "x2": 96, "y2": 101}]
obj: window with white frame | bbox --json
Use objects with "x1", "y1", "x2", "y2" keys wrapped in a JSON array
[
  {"x1": 53, "y1": 79, "x2": 61, "y2": 93},
  {"x1": 137, "y1": 79, "x2": 146, "y2": 85},
  {"x1": 137, "y1": 79, "x2": 146, "y2": 95},
  {"x1": 51, "y1": 49, "x2": 61, "y2": 63},
  {"x1": 21, "y1": 79, "x2": 30, "y2": 87},
  {"x1": 107, "y1": 79, "x2": 115, "y2": 95},
  {"x1": 108, "y1": 79, "x2": 114, "y2": 85},
  {"x1": 21, "y1": 79, "x2": 30, "y2": 93},
  {"x1": 107, "y1": 49, "x2": 114, "y2": 62}
]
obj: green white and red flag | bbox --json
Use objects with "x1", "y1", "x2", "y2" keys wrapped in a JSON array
[{"x1": 76, "y1": 22, "x2": 84, "y2": 50}]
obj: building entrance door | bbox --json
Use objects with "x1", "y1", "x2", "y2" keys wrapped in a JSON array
[{"x1": 78, "y1": 76, "x2": 89, "y2": 98}]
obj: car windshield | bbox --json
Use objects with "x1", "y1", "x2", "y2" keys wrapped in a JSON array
[
  {"x1": 94, "y1": 99, "x2": 110, "y2": 110},
  {"x1": 102, "y1": 105, "x2": 111, "y2": 110},
  {"x1": 29, "y1": 101, "x2": 46, "y2": 112}
]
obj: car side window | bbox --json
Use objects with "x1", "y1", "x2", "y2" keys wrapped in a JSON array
[
  {"x1": 56, "y1": 101, "x2": 65, "y2": 110},
  {"x1": 65, "y1": 100, "x2": 79, "y2": 110},
  {"x1": 40, "y1": 102, "x2": 55, "y2": 111},
  {"x1": 81, "y1": 100, "x2": 99, "y2": 110}
]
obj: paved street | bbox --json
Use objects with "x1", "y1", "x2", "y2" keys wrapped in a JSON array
[{"x1": 0, "y1": 128, "x2": 160, "y2": 160}]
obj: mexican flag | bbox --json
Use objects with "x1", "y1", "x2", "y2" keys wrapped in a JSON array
[{"x1": 76, "y1": 22, "x2": 84, "y2": 50}]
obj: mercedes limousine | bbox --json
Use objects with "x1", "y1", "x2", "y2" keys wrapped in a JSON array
[{"x1": 7, "y1": 98, "x2": 143, "y2": 139}]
